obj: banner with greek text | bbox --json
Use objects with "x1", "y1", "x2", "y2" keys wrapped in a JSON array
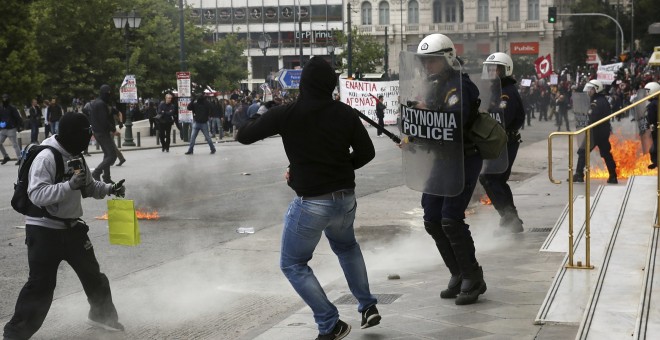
[
  {"x1": 119, "y1": 75, "x2": 138, "y2": 104},
  {"x1": 339, "y1": 79, "x2": 399, "y2": 125}
]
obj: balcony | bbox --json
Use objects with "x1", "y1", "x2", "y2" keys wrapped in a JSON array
[
  {"x1": 359, "y1": 25, "x2": 373, "y2": 33},
  {"x1": 406, "y1": 24, "x2": 419, "y2": 32},
  {"x1": 474, "y1": 22, "x2": 490, "y2": 30}
]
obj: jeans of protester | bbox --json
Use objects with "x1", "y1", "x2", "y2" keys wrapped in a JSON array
[
  {"x1": 0, "y1": 128, "x2": 21, "y2": 159},
  {"x1": 92, "y1": 131, "x2": 117, "y2": 181},
  {"x1": 187, "y1": 122, "x2": 216, "y2": 153},
  {"x1": 210, "y1": 117, "x2": 222, "y2": 138},
  {"x1": 280, "y1": 193, "x2": 377, "y2": 334},
  {"x1": 3, "y1": 224, "x2": 118, "y2": 340},
  {"x1": 158, "y1": 122, "x2": 173, "y2": 151},
  {"x1": 30, "y1": 121, "x2": 40, "y2": 143},
  {"x1": 50, "y1": 121, "x2": 59, "y2": 135}
]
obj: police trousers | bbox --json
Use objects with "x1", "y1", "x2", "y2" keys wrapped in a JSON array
[
  {"x1": 479, "y1": 141, "x2": 520, "y2": 216},
  {"x1": 3, "y1": 224, "x2": 118, "y2": 340}
]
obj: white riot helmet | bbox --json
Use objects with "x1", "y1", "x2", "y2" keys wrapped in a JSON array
[
  {"x1": 644, "y1": 82, "x2": 660, "y2": 96},
  {"x1": 416, "y1": 34, "x2": 456, "y2": 66},
  {"x1": 583, "y1": 79, "x2": 604, "y2": 94},
  {"x1": 482, "y1": 52, "x2": 513, "y2": 78}
]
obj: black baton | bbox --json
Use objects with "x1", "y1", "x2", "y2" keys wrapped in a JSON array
[{"x1": 352, "y1": 108, "x2": 401, "y2": 144}]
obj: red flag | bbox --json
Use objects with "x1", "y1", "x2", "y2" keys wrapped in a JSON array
[{"x1": 534, "y1": 54, "x2": 553, "y2": 79}]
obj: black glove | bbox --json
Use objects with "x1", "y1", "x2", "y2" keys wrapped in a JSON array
[
  {"x1": 68, "y1": 171, "x2": 86, "y2": 190},
  {"x1": 111, "y1": 179, "x2": 126, "y2": 197},
  {"x1": 118, "y1": 122, "x2": 124, "y2": 129}
]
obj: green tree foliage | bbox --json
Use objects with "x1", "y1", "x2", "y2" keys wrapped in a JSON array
[
  {"x1": 28, "y1": 0, "x2": 247, "y2": 104},
  {"x1": 334, "y1": 28, "x2": 386, "y2": 74},
  {"x1": 0, "y1": 0, "x2": 44, "y2": 106},
  {"x1": 189, "y1": 34, "x2": 248, "y2": 93},
  {"x1": 634, "y1": 0, "x2": 660, "y2": 51},
  {"x1": 562, "y1": 0, "x2": 618, "y2": 65}
]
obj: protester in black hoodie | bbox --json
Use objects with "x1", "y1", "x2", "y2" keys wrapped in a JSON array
[{"x1": 236, "y1": 57, "x2": 380, "y2": 339}]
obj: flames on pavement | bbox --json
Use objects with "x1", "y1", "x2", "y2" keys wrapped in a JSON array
[
  {"x1": 480, "y1": 195, "x2": 492, "y2": 205},
  {"x1": 95, "y1": 209, "x2": 160, "y2": 220},
  {"x1": 590, "y1": 134, "x2": 657, "y2": 179}
]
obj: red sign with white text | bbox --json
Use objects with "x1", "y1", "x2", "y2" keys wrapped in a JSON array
[{"x1": 510, "y1": 42, "x2": 539, "y2": 55}]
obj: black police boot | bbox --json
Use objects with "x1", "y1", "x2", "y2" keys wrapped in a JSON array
[
  {"x1": 572, "y1": 173, "x2": 584, "y2": 183},
  {"x1": 455, "y1": 265, "x2": 487, "y2": 305},
  {"x1": 424, "y1": 221, "x2": 461, "y2": 298},
  {"x1": 605, "y1": 160, "x2": 618, "y2": 184},
  {"x1": 441, "y1": 219, "x2": 486, "y2": 305},
  {"x1": 495, "y1": 208, "x2": 524, "y2": 235}
]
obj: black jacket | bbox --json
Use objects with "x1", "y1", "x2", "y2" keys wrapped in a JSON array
[
  {"x1": 501, "y1": 77, "x2": 525, "y2": 132},
  {"x1": 236, "y1": 57, "x2": 375, "y2": 196},
  {"x1": 90, "y1": 98, "x2": 115, "y2": 133},
  {"x1": 187, "y1": 98, "x2": 212, "y2": 123},
  {"x1": 0, "y1": 104, "x2": 23, "y2": 130}
]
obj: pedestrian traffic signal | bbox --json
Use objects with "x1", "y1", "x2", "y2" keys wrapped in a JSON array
[{"x1": 548, "y1": 7, "x2": 557, "y2": 24}]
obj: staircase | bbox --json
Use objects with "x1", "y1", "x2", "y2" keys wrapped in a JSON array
[{"x1": 535, "y1": 176, "x2": 660, "y2": 339}]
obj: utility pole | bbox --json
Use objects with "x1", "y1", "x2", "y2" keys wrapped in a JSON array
[
  {"x1": 298, "y1": 1, "x2": 303, "y2": 67},
  {"x1": 384, "y1": 26, "x2": 389, "y2": 80},
  {"x1": 178, "y1": 0, "x2": 186, "y2": 71},
  {"x1": 496, "y1": 16, "x2": 500, "y2": 52},
  {"x1": 347, "y1": 3, "x2": 352, "y2": 79}
]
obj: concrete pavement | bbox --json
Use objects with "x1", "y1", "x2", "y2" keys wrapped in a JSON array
[{"x1": 2, "y1": 116, "x2": 589, "y2": 339}]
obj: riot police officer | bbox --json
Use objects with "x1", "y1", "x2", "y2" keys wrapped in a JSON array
[
  {"x1": 573, "y1": 79, "x2": 617, "y2": 184},
  {"x1": 644, "y1": 82, "x2": 660, "y2": 169},
  {"x1": 478, "y1": 52, "x2": 526, "y2": 234},
  {"x1": 408, "y1": 34, "x2": 487, "y2": 305}
]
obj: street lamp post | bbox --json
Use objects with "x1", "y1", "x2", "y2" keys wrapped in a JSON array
[
  {"x1": 326, "y1": 42, "x2": 335, "y2": 69},
  {"x1": 258, "y1": 33, "x2": 272, "y2": 85},
  {"x1": 113, "y1": 10, "x2": 141, "y2": 147}
]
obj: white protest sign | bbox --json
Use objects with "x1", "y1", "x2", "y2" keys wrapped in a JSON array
[
  {"x1": 596, "y1": 62, "x2": 623, "y2": 85},
  {"x1": 339, "y1": 80, "x2": 399, "y2": 125},
  {"x1": 119, "y1": 75, "x2": 138, "y2": 104}
]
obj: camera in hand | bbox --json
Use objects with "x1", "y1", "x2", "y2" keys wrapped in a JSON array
[{"x1": 67, "y1": 158, "x2": 83, "y2": 174}]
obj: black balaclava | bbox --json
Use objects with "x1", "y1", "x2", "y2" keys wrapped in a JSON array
[
  {"x1": 2, "y1": 93, "x2": 10, "y2": 107},
  {"x1": 298, "y1": 56, "x2": 336, "y2": 102},
  {"x1": 56, "y1": 112, "x2": 92, "y2": 155},
  {"x1": 100, "y1": 84, "x2": 112, "y2": 103}
]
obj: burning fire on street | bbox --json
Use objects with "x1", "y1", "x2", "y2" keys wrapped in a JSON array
[
  {"x1": 95, "y1": 209, "x2": 160, "y2": 220},
  {"x1": 590, "y1": 134, "x2": 657, "y2": 179},
  {"x1": 480, "y1": 195, "x2": 492, "y2": 205}
]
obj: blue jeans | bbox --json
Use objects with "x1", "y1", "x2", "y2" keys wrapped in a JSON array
[
  {"x1": 210, "y1": 117, "x2": 222, "y2": 138},
  {"x1": 187, "y1": 122, "x2": 216, "y2": 153},
  {"x1": 280, "y1": 193, "x2": 377, "y2": 334}
]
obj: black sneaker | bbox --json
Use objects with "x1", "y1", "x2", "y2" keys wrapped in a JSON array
[
  {"x1": 360, "y1": 305, "x2": 381, "y2": 329},
  {"x1": 185, "y1": 151, "x2": 193, "y2": 155},
  {"x1": 649, "y1": 163, "x2": 657, "y2": 170},
  {"x1": 116, "y1": 159, "x2": 126, "y2": 166},
  {"x1": 316, "y1": 319, "x2": 351, "y2": 340},
  {"x1": 86, "y1": 317, "x2": 125, "y2": 332},
  {"x1": 1, "y1": 156, "x2": 9, "y2": 165}
]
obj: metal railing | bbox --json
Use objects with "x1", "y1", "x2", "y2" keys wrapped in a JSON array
[{"x1": 547, "y1": 91, "x2": 660, "y2": 270}]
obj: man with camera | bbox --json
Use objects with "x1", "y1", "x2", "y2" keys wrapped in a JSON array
[{"x1": 3, "y1": 112, "x2": 127, "y2": 340}]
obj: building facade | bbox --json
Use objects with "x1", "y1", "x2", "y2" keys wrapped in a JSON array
[{"x1": 187, "y1": 0, "x2": 566, "y2": 89}]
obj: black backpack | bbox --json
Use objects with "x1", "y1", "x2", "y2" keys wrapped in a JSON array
[{"x1": 11, "y1": 144, "x2": 67, "y2": 220}]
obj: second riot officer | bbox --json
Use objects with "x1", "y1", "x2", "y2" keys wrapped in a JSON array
[
  {"x1": 644, "y1": 82, "x2": 659, "y2": 169},
  {"x1": 573, "y1": 79, "x2": 618, "y2": 184},
  {"x1": 478, "y1": 52, "x2": 526, "y2": 234},
  {"x1": 400, "y1": 33, "x2": 487, "y2": 305}
]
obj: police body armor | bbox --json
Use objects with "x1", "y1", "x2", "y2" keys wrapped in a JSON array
[
  {"x1": 399, "y1": 51, "x2": 464, "y2": 196},
  {"x1": 473, "y1": 74, "x2": 507, "y2": 174}
]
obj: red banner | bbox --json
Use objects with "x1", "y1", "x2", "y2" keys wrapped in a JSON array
[{"x1": 534, "y1": 54, "x2": 553, "y2": 79}]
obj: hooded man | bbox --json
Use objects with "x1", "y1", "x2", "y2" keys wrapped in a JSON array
[
  {"x1": 0, "y1": 93, "x2": 24, "y2": 165},
  {"x1": 236, "y1": 56, "x2": 381, "y2": 339},
  {"x1": 90, "y1": 85, "x2": 118, "y2": 183},
  {"x1": 3, "y1": 112, "x2": 126, "y2": 340}
]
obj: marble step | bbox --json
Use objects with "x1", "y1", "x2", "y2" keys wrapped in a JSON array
[
  {"x1": 576, "y1": 176, "x2": 657, "y2": 339},
  {"x1": 634, "y1": 226, "x2": 660, "y2": 339},
  {"x1": 535, "y1": 182, "x2": 631, "y2": 325}
]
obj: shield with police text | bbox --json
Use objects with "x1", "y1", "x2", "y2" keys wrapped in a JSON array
[
  {"x1": 572, "y1": 92, "x2": 591, "y2": 147},
  {"x1": 474, "y1": 74, "x2": 507, "y2": 174},
  {"x1": 398, "y1": 51, "x2": 464, "y2": 196},
  {"x1": 632, "y1": 91, "x2": 653, "y2": 154}
]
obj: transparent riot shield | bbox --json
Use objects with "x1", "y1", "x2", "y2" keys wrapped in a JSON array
[
  {"x1": 572, "y1": 92, "x2": 591, "y2": 148},
  {"x1": 399, "y1": 51, "x2": 464, "y2": 196},
  {"x1": 632, "y1": 91, "x2": 653, "y2": 154},
  {"x1": 474, "y1": 70, "x2": 507, "y2": 174}
]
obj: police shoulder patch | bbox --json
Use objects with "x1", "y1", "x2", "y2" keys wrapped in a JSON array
[
  {"x1": 499, "y1": 101, "x2": 507, "y2": 109},
  {"x1": 447, "y1": 94, "x2": 459, "y2": 106}
]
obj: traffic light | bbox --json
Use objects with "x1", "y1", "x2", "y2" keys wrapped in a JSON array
[{"x1": 548, "y1": 7, "x2": 557, "y2": 24}]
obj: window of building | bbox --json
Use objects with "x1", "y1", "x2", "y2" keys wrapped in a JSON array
[
  {"x1": 477, "y1": 0, "x2": 488, "y2": 22},
  {"x1": 379, "y1": 1, "x2": 390, "y2": 25},
  {"x1": 408, "y1": 0, "x2": 419, "y2": 24},
  {"x1": 445, "y1": 0, "x2": 456, "y2": 23},
  {"x1": 361, "y1": 2, "x2": 372, "y2": 25},
  {"x1": 528, "y1": 0, "x2": 539, "y2": 20},
  {"x1": 508, "y1": 0, "x2": 519, "y2": 21},
  {"x1": 432, "y1": 0, "x2": 442, "y2": 23}
]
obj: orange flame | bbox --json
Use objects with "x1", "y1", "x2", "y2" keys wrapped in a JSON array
[
  {"x1": 480, "y1": 194, "x2": 492, "y2": 205},
  {"x1": 589, "y1": 134, "x2": 657, "y2": 179},
  {"x1": 95, "y1": 209, "x2": 160, "y2": 220}
]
